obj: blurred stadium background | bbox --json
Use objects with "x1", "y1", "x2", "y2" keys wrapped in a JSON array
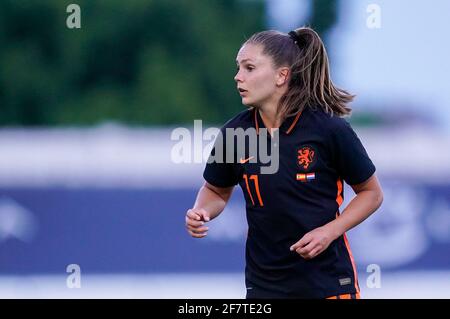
[{"x1": 1, "y1": 0, "x2": 449, "y2": 298}]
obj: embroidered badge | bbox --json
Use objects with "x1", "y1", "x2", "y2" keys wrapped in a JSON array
[{"x1": 297, "y1": 146, "x2": 316, "y2": 170}]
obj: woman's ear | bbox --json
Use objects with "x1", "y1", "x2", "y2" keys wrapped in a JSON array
[{"x1": 276, "y1": 67, "x2": 290, "y2": 86}]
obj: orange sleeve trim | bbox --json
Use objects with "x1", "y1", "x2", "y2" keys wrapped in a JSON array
[{"x1": 336, "y1": 179, "x2": 343, "y2": 206}]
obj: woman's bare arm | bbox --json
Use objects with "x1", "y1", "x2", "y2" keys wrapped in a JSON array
[{"x1": 185, "y1": 182, "x2": 234, "y2": 238}]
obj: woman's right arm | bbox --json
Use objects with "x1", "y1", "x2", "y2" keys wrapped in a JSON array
[{"x1": 185, "y1": 182, "x2": 234, "y2": 238}]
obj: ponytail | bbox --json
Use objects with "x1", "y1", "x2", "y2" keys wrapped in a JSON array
[{"x1": 245, "y1": 27, "x2": 354, "y2": 122}]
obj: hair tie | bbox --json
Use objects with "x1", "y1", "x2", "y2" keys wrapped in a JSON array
[{"x1": 288, "y1": 31, "x2": 304, "y2": 48}]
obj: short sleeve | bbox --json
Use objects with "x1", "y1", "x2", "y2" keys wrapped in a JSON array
[
  {"x1": 203, "y1": 127, "x2": 241, "y2": 188},
  {"x1": 331, "y1": 120, "x2": 376, "y2": 185}
]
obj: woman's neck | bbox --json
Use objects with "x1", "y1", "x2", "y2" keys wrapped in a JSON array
[
  {"x1": 256, "y1": 86, "x2": 287, "y2": 131},
  {"x1": 258, "y1": 100, "x2": 281, "y2": 131}
]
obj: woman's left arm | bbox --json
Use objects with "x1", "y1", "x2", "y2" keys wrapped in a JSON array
[{"x1": 290, "y1": 174, "x2": 383, "y2": 259}]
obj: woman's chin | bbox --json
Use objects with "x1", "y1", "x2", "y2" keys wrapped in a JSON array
[{"x1": 241, "y1": 98, "x2": 255, "y2": 107}]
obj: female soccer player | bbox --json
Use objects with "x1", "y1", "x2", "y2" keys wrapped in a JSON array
[{"x1": 185, "y1": 27, "x2": 383, "y2": 299}]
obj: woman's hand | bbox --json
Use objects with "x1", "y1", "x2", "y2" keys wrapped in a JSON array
[
  {"x1": 185, "y1": 208, "x2": 211, "y2": 238},
  {"x1": 290, "y1": 175, "x2": 383, "y2": 260},
  {"x1": 290, "y1": 225, "x2": 338, "y2": 259}
]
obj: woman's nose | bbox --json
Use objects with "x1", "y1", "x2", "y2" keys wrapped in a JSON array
[{"x1": 234, "y1": 71, "x2": 243, "y2": 82}]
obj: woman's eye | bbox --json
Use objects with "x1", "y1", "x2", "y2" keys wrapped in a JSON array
[{"x1": 236, "y1": 65, "x2": 254, "y2": 72}]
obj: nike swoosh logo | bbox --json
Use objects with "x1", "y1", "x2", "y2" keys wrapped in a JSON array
[{"x1": 239, "y1": 156, "x2": 254, "y2": 164}]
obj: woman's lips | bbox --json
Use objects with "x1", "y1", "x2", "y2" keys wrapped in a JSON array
[{"x1": 238, "y1": 88, "x2": 248, "y2": 96}]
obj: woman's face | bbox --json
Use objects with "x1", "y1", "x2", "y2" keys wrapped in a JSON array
[{"x1": 234, "y1": 43, "x2": 280, "y2": 108}]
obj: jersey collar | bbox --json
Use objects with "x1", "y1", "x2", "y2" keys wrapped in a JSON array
[{"x1": 253, "y1": 108, "x2": 302, "y2": 135}]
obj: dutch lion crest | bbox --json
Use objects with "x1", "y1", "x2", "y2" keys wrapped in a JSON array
[{"x1": 297, "y1": 146, "x2": 315, "y2": 170}]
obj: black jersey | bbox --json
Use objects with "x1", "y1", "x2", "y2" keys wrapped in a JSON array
[{"x1": 203, "y1": 106, "x2": 376, "y2": 298}]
